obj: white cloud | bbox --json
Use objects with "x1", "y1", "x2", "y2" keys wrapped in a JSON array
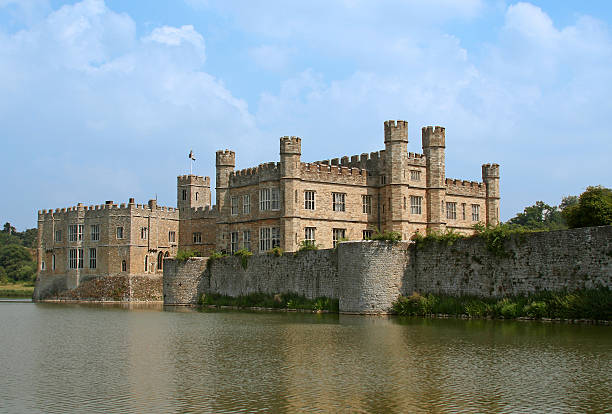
[{"x1": 249, "y1": 44, "x2": 293, "y2": 71}]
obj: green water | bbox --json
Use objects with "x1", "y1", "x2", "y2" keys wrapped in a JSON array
[{"x1": 0, "y1": 301, "x2": 610, "y2": 413}]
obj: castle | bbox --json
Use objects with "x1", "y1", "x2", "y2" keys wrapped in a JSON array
[{"x1": 35, "y1": 120, "x2": 499, "y2": 297}]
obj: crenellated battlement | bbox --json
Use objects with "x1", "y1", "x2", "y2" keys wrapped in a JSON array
[
  {"x1": 280, "y1": 136, "x2": 301, "y2": 155},
  {"x1": 384, "y1": 120, "x2": 408, "y2": 143},
  {"x1": 422, "y1": 126, "x2": 446, "y2": 148},
  {"x1": 445, "y1": 178, "x2": 486, "y2": 197},
  {"x1": 300, "y1": 163, "x2": 367, "y2": 185},
  {"x1": 311, "y1": 149, "x2": 387, "y2": 172},
  {"x1": 180, "y1": 205, "x2": 219, "y2": 219},
  {"x1": 38, "y1": 199, "x2": 180, "y2": 220},
  {"x1": 229, "y1": 162, "x2": 281, "y2": 187},
  {"x1": 177, "y1": 175, "x2": 211, "y2": 186},
  {"x1": 216, "y1": 149, "x2": 236, "y2": 167},
  {"x1": 482, "y1": 163, "x2": 500, "y2": 179}
]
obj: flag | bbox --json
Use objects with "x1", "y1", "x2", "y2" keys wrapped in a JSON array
[{"x1": 189, "y1": 150, "x2": 196, "y2": 161}]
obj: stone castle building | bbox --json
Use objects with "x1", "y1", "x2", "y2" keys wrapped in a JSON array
[{"x1": 36, "y1": 120, "x2": 499, "y2": 291}]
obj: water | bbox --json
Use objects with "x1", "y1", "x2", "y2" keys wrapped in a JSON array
[{"x1": 0, "y1": 301, "x2": 610, "y2": 413}]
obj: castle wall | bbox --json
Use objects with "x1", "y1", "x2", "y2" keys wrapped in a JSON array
[{"x1": 163, "y1": 226, "x2": 612, "y2": 313}]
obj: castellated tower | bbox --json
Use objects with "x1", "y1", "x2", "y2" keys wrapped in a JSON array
[
  {"x1": 280, "y1": 136, "x2": 301, "y2": 251},
  {"x1": 482, "y1": 163, "x2": 500, "y2": 226},
  {"x1": 177, "y1": 175, "x2": 211, "y2": 210},
  {"x1": 384, "y1": 120, "x2": 409, "y2": 233},
  {"x1": 215, "y1": 150, "x2": 236, "y2": 215},
  {"x1": 422, "y1": 126, "x2": 446, "y2": 232}
]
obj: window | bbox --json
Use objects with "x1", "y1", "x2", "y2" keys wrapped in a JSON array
[
  {"x1": 243, "y1": 194, "x2": 250, "y2": 214},
  {"x1": 122, "y1": 260, "x2": 127, "y2": 272},
  {"x1": 91, "y1": 224, "x2": 99, "y2": 241},
  {"x1": 304, "y1": 191, "x2": 315, "y2": 210},
  {"x1": 141, "y1": 227, "x2": 148, "y2": 239},
  {"x1": 333, "y1": 228, "x2": 346, "y2": 248},
  {"x1": 362, "y1": 195, "x2": 372, "y2": 214},
  {"x1": 462, "y1": 203, "x2": 466, "y2": 220},
  {"x1": 169, "y1": 231, "x2": 176, "y2": 243},
  {"x1": 259, "y1": 188, "x2": 280, "y2": 211},
  {"x1": 404, "y1": 197, "x2": 407, "y2": 210},
  {"x1": 182, "y1": 189, "x2": 187, "y2": 201},
  {"x1": 411, "y1": 170, "x2": 421, "y2": 181},
  {"x1": 157, "y1": 251, "x2": 164, "y2": 270},
  {"x1": 116, "y1": 226, "x2": 124, "y2": 239},
  {"x1": 333, "y1": 193, "x2": 346, "y2": 212},
  {"x1": 272, "y1": 227, "x2": 280, "y2": 248},
  {"x1": 259, "y1": 227, "x2": 270, "y2": 252},
  {"x1": 69, "y1": 249, "x2": 78, "y2": 269},
  {"x1": 231, "y1": 196, "x2": 239, "y2": 215},
  {"x1": 89, "y1": 248, "x2": 96, "y2": 269},
  {"x1": 446, "y1": 202, "x2": 457, "y2": 220},
  {"x1": 54, "y1": 230, "x2": 62, "y2": 242},
  {"x1": 380, "y1": 175, "x2": 387, "y2": 185},
  {"x1": 410, "y1": 196, "x2": 422, "y2": 214},
  {"x1": 193, "y1": 232, "x2": 202, "y2": 244},
  {"x1": 259, "y1": 227, "x2": 279, "y2": 252},
  {"x1": 144, "y1": 256, "x2": 148, "y2": 272},
  {"x1": 230, "y1": 232, "x2": 239, "y2": 253},
  {"x1": 78, "y1": 225, "x2": 83, "y2": 241},
  {"x1": 68, "y1": 224, "x2": 79, "y2": 242},
  {"x1": 472, "y1": 204, "x2": 480, "y2": 222},
  {"x1": 41, "y1": 260, "x2": 45, "y2": 271},
  {"x1": 195, "y1": 192, "x2": 198, "y2": 201},
  {"x1": 52, "y1": 254, "x2": 55, "y2": 270},
  {"x1": 363, "y1": 230, "x2": 373, "y2": 240},
  {"x1": 243, "y1": 230, "x2": 251, "y2": 251},
  {"x1": 304, "y1": 227, "x2": 316, "y2": 245}
]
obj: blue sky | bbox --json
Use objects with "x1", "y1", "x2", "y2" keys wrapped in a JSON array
[{"x1": 1, "y1": 0, "x2": 611, "y2": 230}]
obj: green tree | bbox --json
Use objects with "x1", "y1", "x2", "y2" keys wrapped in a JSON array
[
  {"x1": 506, "y1": 201, "x2": 566, "y2": 230},
  {"x1": 562, "y1": 186, "x2": 612, "y2": 228},
  {"x1": 0, "y1": 244, "x2": 36, "y2": 282}
]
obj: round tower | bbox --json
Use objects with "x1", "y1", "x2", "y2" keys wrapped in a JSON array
[
  {"x1": 422, "y1": 126, "x2": 446, "y2": 232},
  {"x1": 280, "y1": 136, "x2": 302, "y2": 251},
  {"x1": 215, "y1": 149, "x2": 235, "y2": 214},
  {"x1": 482, "y1": 163, "x2": 500, "y2": 226},
  {"x1": 383, "y1": 120, "x2": 409, "y2": 233}
]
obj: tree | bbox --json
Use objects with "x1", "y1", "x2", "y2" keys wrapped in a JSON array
[
  {"x1": 2, "y1": 222, "x2": 16, "y2": 234},
  {"x1": 562, "y1": 186, "x2": 612, "y2": 228},
  {"x1": 506, "y1": 201, "x2": 566, "y2": 230}
]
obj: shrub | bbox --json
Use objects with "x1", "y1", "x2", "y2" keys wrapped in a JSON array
[
  {"x1": 233, "y1": 249, "x2": 252, "y2": 269},
  {"x1": 267, "y1": 247, "x2": 284, "y2": 257},
  {"x1": 206, "y1": 251, "x2": 228, "y2": 269},
  {"x1": 298, "y1": 240, "x2": 318, "y2": 252},
  {"x1": 175, "y1": 249, "x2": 202, "y2": 262},
  {"x1": 370, "y1": 230, "x2": 402, "y2": 244}
]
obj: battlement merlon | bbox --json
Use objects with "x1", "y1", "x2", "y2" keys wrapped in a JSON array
[
  {"x1": 215, "y1": 149, "x2": 236, "y2": 167},
  {"x1": 280, "y1": 136, "x2": 301, "y2": 155},
  {"x1": 384, "y1": 120, "x2": 408, "y2": 143},
  {"x1": 422, "y1": 126, "x2": 446, "y2": 148},
  {"x1": 177, "y1": 175, "x2": 211, "y2": 187}
]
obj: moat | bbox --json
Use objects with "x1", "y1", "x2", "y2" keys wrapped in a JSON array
[{"x1": 1, "y1": 301, "x2": 610, "y2": 413}]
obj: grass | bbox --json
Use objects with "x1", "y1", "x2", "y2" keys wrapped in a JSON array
[
  {"x1": 199, "y1": 292, "x2": 339, "y2": 312},
  {"x1": 391, "y1": 288, "x2": 612, "y2": 321},
  {"x1": 0, "y1": 280, "x2": 35, "y2": 298}
]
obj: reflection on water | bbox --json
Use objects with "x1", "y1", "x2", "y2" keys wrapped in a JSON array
[{"x1": 0, "y1": 302, "x2": 610, "y2": 413}]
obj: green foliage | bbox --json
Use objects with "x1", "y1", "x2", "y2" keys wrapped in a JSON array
[
  {"x1": 233, "y1": 249, "x2": 252, "y2": 269},
  {"x1": 370, "y1": 230, "x2": 402, "y2": 244},
  {"x1": 206, "y1": 251, "x2": 228, "y2": 269},
  {"x1": 267, "y1": 247, "x2": 284, "y2": 257},
  {"x1": 562, "y1": 186, "x2": 612, "y2": 229},
  {"x1": 0, "y1": 244, "x2": 36, "y2": 282},
  {"x1": 298, "y1": 240, "x2": 319, "y2": 252},
  {"x1": 199, "y1": 292, "x2": 339, "y2": 312},
  {"x1": 175, "y1": 249, "x2": 202, "y2": 262},
  {"x1": 506, "y1": 201, "x2": 567, "y2": 230},
  {"x1": 0, "y1": 223, "x2": 37, "y2": 248},
  {"x1": 392, "y1": 288, "x2": 612, "y2": 320},
  {"x1": 412, "y1": 229, "x2": 465, "y2": 247}
]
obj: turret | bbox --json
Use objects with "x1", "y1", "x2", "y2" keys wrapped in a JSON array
[
  {"x1": 280, "y1": 136, "x2": 301, "y2": 177},
  {"x1": 177, "y1": 175, "x2": 211, "y2": 210},
  {"x1": 482, "y1": 163, "x2": 500, "y2": 226},
  {"x1": 422, "y1": 126, "x2": 446, "y2": 232},
  {"x1": 384, "y1": 120, "x2": 408, "y2": 184},
  {"x1": 215, "y1": 149, "x2": 235, "y2": 214}
]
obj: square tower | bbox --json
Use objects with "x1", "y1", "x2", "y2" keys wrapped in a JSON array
[{"x1": 177, "y1": 175, "x2": 211, "y2": 210}]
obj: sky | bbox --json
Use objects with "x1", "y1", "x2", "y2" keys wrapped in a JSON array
[{"x1": 1, "y1": 0, "x2": 611, "y2": 230}]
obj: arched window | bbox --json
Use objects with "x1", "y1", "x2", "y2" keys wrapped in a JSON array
[
  {"x1": 144, "y1": 256, "x2": 148, "y2": 272},
  {"x1": 157, "y1": 251, "x2": 164, "y2": 270},
  {"x1": 164, "y1": 251, "x2": 170, "y2": 258},
  {"x1": 122, "y1": 260, "x2": 127, "y2": 272},
  {"x1": 195, "y1": 192, "x2": 199, "y2": 201}
]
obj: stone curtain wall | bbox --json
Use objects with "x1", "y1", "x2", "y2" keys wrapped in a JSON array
[
  {"x1": 163, "y1": 258, "x2": 207, "y2": 305},
  {"x1": 206, "y1": 250, "x2": 338, "y2": 300},
  {"x1": 409, "y1": 225, "x2": 612, "y2": 298}
]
